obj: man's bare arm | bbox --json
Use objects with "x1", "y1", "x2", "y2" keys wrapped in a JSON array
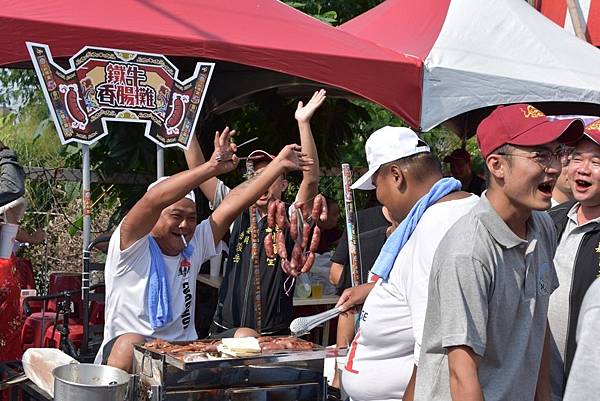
[
  {"x1": 329, "y1": 261, "x2": 344, "y2": 286},
  {"x1": 121, "y1": 130, "x2": 238, "y2": 250},
  {"x1": 335, "y1": 282, "x2": 376, "y2": 313},
  {"x1": 447, "y1": 346, "x2": 484, "y2": 401},
  {"x1": 403, "y1": 366, "x2": 417, "y2": 401},
  {"x1": 210, "y1": 144, "x2": 313, "y2": 246},
  {"x1": 535, "y1": 324, "x2": 551, "y2": 401},
  {"x1": 184, "y1": 129, "x2": 232, "y2": 202},
  {"x1": 295, "y1": 90, "x2": 325, "y2": 206}
]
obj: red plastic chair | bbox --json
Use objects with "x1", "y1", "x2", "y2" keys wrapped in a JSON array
[
  {"x1": 43, "y1": 290, "x2": 105, "y2": 352},
  {"x1": 46, "y1": 272, "x2": 83, "y2": 318},
  {"x1": 20, "y1": 273, "x2": 82, "y2": 350},
  {"x1": 44, "y1": 319, "x2": 83, "y2": 350}
]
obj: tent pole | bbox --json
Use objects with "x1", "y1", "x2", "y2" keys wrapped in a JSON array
[
  {"x1": 81, "y1": 144, "x2": 91, "y2": 356},
  {"x1": 341, "y1": 164, "x2": 362, "y2": 287},
  {"x1": 157, "y1": 144, "x2": 164, "y2": 179},
  {"x1": 566, "y1": 0, "x2": 588, "y2": 41}
]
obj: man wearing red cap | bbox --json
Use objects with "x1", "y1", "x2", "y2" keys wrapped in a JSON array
[
  {"x1": 414, "y1": 104, "x2": 583, "y2": 401},
  {"x1": 185, "y1": 90, "x2": 325, "y2": 336},
  {"x1": 548, "y1": 118, "x2": 600, "y2": 401}
]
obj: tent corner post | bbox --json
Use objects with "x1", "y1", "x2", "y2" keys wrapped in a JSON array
[
  {"x1": 156, "y1": 145, "x2": 164, "y2": 179},
  {"x1": 81, "y1": 144, "x2": 91, "y2": 356}
]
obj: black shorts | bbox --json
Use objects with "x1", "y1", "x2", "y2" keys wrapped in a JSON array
[
  {"x1": 101, "y1": 335, "x2": 120, "y2": 365},
  {"x1": 207, "y1": 327, "x2": 239, "y2": 339}
]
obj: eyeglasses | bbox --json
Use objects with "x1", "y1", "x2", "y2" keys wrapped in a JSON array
[{"x1": 496, "y1": 146, "x2": 573, "y2": 169}]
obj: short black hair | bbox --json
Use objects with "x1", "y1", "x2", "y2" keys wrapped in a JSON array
[
  {"x1": 484, "y1": 144, "x2": 514, "y2": 186},
  {"x1": 381, "y1": 151, "x2": 442, "y2": 181}
]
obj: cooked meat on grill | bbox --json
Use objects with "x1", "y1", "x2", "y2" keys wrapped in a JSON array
[
  {"x1": 259, "y1": 342, "x2": 286, "y2": 351},
  {"x1": 144, "y1": 337, "x2": 314, "y2": 356}
]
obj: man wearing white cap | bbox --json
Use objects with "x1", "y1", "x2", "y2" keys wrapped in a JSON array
[
  {"x1": 96, "y1": 129, "x2": 313, "y2": 372},
  {"x1": 338, "y1": 126, "x2": 477, "y2": 401}
]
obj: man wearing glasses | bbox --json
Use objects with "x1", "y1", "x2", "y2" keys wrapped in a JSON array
[
  {"x1": 414, "y1": 104, "x2": 583, "y2": 401},
  {"x1": 548, "y1": 119, "x2": 600, "y2": 401}
]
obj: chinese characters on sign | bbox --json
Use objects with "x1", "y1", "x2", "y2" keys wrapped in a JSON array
[
  {"x1": 96, "y1": 63, "x2": 157, "y2": 109},
  {"x1": 27, "y1": 43, "x2": 214, "y2": 148}
]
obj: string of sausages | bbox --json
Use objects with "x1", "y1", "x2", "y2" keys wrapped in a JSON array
[{"x1": 265, "y1": 194, "x2": 328, "y2": 277}]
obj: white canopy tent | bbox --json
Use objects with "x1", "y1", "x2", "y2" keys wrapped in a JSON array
[{"x1": 341, "y1": 0, "x2": 600, "y2": 134}]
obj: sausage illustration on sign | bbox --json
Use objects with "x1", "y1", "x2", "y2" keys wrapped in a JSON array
[
  {"x1": 165, "y1": 93, "x2": 190, "y2": 136},
  {"x1": 60, "y1": 84, "x2": 88, "y2": 129}
]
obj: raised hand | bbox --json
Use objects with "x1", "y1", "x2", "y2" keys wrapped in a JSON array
[
  {"x1": 295, "y1": 89, "x2": 326, "y2": 124},
  {"x1": 210, "y1": 127, "x2": 239, "y2": 174},
  {"x1": 274, "y1": 144, "x2": 314, "y2": 173}
]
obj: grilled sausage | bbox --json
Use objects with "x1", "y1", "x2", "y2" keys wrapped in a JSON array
[
  {"x1": 290, "y1": 242, "x2": 302, "y2": 271},
  {"x1": 264, "y1": 230, "x2": 274, "y2": 258},
  {"x1": 276, "y1": 230, "x2": 287, "y2": 259},
  {"x1": 260, "y1": 342, "x2": 286, "y2": 352},
  {"x1": 290, "y1": 207, "x2": 298, "y2": 241},
  {"x1": 311, "y1": 195, "x2": 322, "y2": 223},
  {"x1": 319, "y1": 195, "x2": 328, "y2": 222},
  {"x1": 267, "y1": 200, "x2": 277, "y2": 229},
  {"x1": 301, "y1": 223, "x2": 311, "y2": 249},
  {"x1": 280, "y1": 258, "x2": 292, "y2": 275},
  {"x1": 276, "y1": 201, "x2": 286, "y2": 229},
  {"x1": 309, "y1": 226, "x2": 320, "y2": 253},
  {"x1": 301, "y1": 252, "x2": 315, "y2": 273}
]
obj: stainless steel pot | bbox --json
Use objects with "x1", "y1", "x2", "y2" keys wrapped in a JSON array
[{"x1": 53, "y1": 363, "x2": 129, "y2": 401}]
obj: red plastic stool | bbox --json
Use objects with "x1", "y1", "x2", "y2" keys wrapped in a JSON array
[
  {"x1": 44, "y1": 321, "x2": 83, "y2": 349},
  {"x1": 20, "y1": 312, "x2": 60, "y2": 350}
]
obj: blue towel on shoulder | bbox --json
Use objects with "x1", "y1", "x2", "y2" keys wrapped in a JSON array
[
  {"x1": 371, "y1": 177, "x2": 462, "y2": 281},
  {"x1": 147, "y1": 236, "x2": 194, "y2": 329}
]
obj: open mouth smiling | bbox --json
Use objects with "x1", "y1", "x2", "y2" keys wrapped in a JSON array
[
  {"x1": 537, "y1": 180, "x2": 554, "y2": 196},
  {"x1": 574, "y1": 179, "x2": 592, "y2": 190}
]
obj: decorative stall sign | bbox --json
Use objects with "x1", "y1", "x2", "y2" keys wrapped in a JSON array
[{"x1": 26, "y1": 42, "x2": 214, "y2": 148}]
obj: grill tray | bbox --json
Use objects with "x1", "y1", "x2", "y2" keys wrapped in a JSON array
[
  {"x1": 132, "y1": 338, "x2": 348, "y2": 400},
  {"x1": 135, "y1": 338, "x2": 343, "y2": 371}
]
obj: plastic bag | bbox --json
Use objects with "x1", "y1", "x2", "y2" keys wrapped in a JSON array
[
  {"x1": 22, "y1": 348, "x2": 79, "y2": 397},
  {"x1": 294, "y1": 272, "x2": 311, "y2": 298}
]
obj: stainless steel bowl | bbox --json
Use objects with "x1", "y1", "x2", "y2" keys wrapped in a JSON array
[{"x1": 53, "y1": 363, "x2": 130, "y2": 401}]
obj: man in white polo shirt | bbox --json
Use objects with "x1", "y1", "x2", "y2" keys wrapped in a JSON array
[{"x1": 339, "y1": 126, "x2": 478, "y2": 401}]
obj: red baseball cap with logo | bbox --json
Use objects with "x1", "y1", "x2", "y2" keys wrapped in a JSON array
[
  {"x1": 476, "y1": 104, "x2": 584, "y2": 158},
  {"x1": 583, "y1": 118, "x2": 600, "y2": 144}
]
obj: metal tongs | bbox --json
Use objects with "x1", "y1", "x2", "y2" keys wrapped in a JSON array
[{"x1": 290, "y1": 306, "x2": 342, "y2": 337}]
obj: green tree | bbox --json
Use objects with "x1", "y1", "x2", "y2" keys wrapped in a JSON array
[{"x1": 283, "y1": 0, "x2": 384, "y2": 25}]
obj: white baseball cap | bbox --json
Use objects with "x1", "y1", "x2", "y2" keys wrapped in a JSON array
[
  {"x1": 351, "y1": 126, "x2": 430, "y2": 190},
  {"x1": 147, "y1": 176, "x2": 196, "y2": 204}
]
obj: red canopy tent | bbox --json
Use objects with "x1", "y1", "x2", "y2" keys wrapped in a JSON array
[
  {"x1": 0, "y1": 0, "x2": 423, "y2": 127},
  {"x1": 537, "y1": 0, "x2": 600, "y2": 46}
]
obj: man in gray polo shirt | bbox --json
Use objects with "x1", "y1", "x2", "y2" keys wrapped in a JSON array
[{"x1": 414, "y1": 104, "x2": 584, "y2": 401}]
